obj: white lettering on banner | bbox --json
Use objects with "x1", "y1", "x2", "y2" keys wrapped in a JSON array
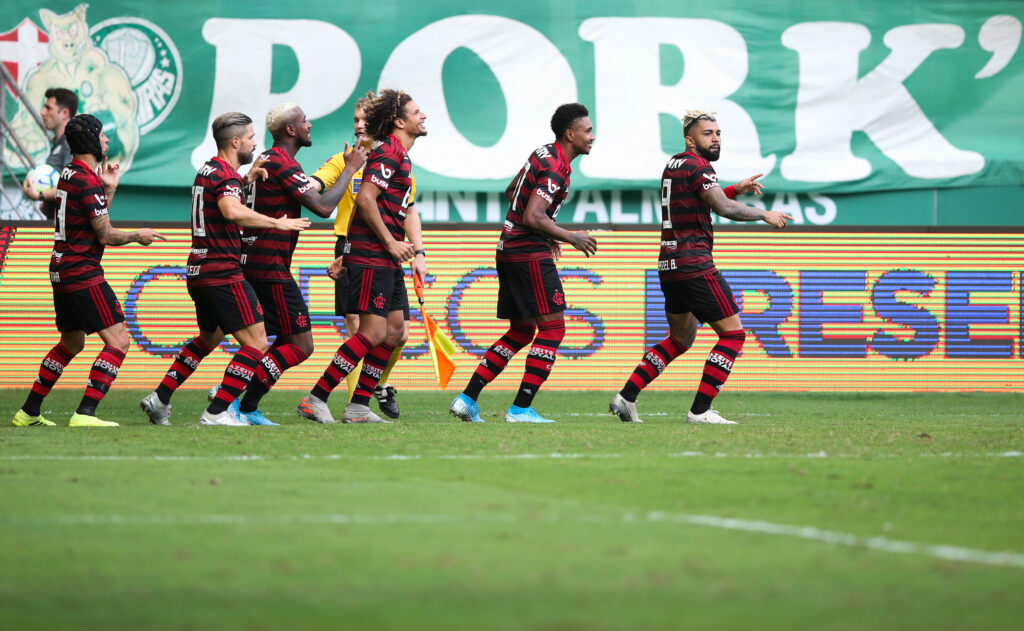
[
  {"x1": 578, "y1": 17, "x2": 776, "y2": 182},
  {"x1": 571, "y1": 190, "x2": 607, "y2": 223},
  {"x1": 378, "y1": 15, "x2": 577, "y2": 178},
  {"x1": 190, "y1": 19, "x2": 360, "y2": 170},
  {"x1": 781, "y1": 22, "x2": 984, "y2": 181},
  {"x1": 975, "y1": 15, "x2": 1022, "y2": 79}
]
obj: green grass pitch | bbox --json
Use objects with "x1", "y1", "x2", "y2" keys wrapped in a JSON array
[{"x1": 1, "y1": 388, "x2": 1022, "y2": 630}]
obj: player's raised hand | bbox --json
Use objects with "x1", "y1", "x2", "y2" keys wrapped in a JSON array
[
  {"x1": 99, "y1": 159, "x2": 120, "y2": 192},
  {"x1": 136, "y1": 229, "x2": 167, "y2": 245},
  {"x1": 734, "y1": 173, "x2": 764, "y2": 196},
  {"x1": 278, "y1": 216, "x2": 311, "y2": 232},
  {"x1": 567, "y1": 230, "x2": 598, "y2": 257},
  {"x1": 343, "y1": 142, "x2": 368, "y2": 171},
  {"x1": 386, "y1": 239, "x2": 416, "y2": 262},
  {"x1": 242, "y1": 156, "x2": 268, "y2": 186},
  {"x1": 763, "y1": 210, "x2": 793, "y2": 229}
]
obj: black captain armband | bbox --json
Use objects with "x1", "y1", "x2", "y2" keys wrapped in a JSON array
[{"x1": 414, "y1": 249, "x2": 426, "y2": 257}]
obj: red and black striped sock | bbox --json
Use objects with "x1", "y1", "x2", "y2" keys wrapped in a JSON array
[
  {"x1": 351, "y1": 343, "x2": 396, "y2": 406},
  {"x1": 155, "y1": 336, "x2": 212, "y2": 404},
  {"x1": 463, "y1": 323, "x2": 536, "y2": 400},
  {"x1": 512, "y1": 319, "x2": 565, "y2": 408},
  {"x1": 240, "y1": 342, "x2": 309, "y2": 413},
  {"x1": 311, "y1": 333, "x2": 373, "y2": 403},
  {"x1": 620, "y1": 336, "x2": 689, "y2": 402},
  {"x1": 76, "y1": 346, "x2": 126, "y2": 416},
  {"x1": 690, "y1": 330, "x2": 745, "y2": 414},
  {"x1": 22, "y1": 343, "x2": 75, "y2": 416},
  {"x1": 207, "y1": 345, "x2": 263, "y2": 415}
]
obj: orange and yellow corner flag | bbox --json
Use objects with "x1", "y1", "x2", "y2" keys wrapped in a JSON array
[{"x1": 414, "y1": 272, "x2": 456, "y2": 389}]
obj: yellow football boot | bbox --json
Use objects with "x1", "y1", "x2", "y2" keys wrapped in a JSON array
[
  {"x1": 69, "y1": 413, "x2": 119, "y2": 427},
  {"x1": 12, "y1": 409, "x2": 56, "y2": 427}
]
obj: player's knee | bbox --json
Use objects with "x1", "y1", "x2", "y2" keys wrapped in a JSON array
[
  {"x1": 294, "y1": 337, "x2": 315, "y2": 357},
  {"x1": 720, "y1": 329, "x2": 746, "y2": 348},
  {"x1": 538, "y1": 318, "x2": 566, "y2": 342},
  {"x1": 61, "y1": 339, "x2": 85, "y2": 356}
]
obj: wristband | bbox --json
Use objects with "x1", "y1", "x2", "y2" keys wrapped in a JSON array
[
  {"x1": 414, "y1": 249, "x2": 426, "y2": 257},
  {"x1": 723, "y1": 185, "x2": 737, "y2": 199}
]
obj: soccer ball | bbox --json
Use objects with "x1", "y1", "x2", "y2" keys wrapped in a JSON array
[{"x1": 27, "y1": 164, "x2": 59, "y2": 191}]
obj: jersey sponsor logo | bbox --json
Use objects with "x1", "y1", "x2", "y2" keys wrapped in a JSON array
[
  {"x1": 547, "y1": 180, "x2": 560, "y2": 194},
  {"x1": 380, "y1": 166, "x2": 394, "y2": 179},
  {"x1": 707, "y1": 351, "x2": 734, "y2": 371},
  {"x1": 191, "y1": 248, "x2": 208, "y2": 257},
  {"x1": 662, "y1": 219, "x2": 672, "y2": 228},
  {"x1": 661, "y1": 240, "x2": 677, "y2": 248},
  {"x1": 701, "y1": 172, "x2": 720, "y2": 191},
  {"x1": 658, "y1": 259, "x2": 678, "y2": 271},
  {"x1": 49, "y1": 271, "x2": 60, "y2": 282},
  {"x1": 297, "y1": 181, "x2": 314, "y2": 195},
  {"x1": 644, "y1": 351, "x2": 667, "y2": 373},
  {"x1": 224, "y1": 184, "x2": 243, "y2": 199},
  {"x1": 52, "y1": 250, "x2": 63, "y2": 261},
  {"x1": 352, "y1": 177, "x2": 362, "y2": 194},
  {"x1": 536, "y1": 189, "x2": 554, "y2": 204},
  {"x1": 369, "y1": 174, "x2": 388, "y2": 188},
  {"x1": 503, "y1": 220, "x2": 514, "y2": 231},
  {"x1": 186, "y1": 265, "x2": 200, "y2": 276}
]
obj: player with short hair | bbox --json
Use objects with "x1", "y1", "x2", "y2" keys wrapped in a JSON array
[
  {"x1": 300, "y1": 98, "x2": 411, "y2": 421},
  {"x1": 609, "y1": 110, "x2": 792, "y2": 425},
  {"x1": 139, "y1": 112, "x2": 310, "y2": 426},
  {"x1": 221, "y1": 103, "x2": 366, "y2": 425},
  {"x1": 22, "y1": 87, "x2": 79, "y2": 219},
  {"x1": 298, "y1": 89, "x2": 427, "y2": 425},
  {"x1": 449, "y1": 103, "x2": 598, "y2": 424},
  {"x1": 12, "y1": 113, "x2": 165, "y2": 427}
]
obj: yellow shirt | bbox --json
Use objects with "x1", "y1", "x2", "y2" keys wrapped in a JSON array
[{"x1": 313, "y1": 150, "x2": 416, "y2": 237}]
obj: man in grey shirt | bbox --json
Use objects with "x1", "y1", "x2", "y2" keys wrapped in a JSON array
[{"x1": 22, "y1": 87, "x2": 78, "y2": 219}]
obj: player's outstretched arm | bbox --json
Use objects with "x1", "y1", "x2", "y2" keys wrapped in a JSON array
[
  {"x1": 89, "y1": 214, "x2": 166, "y2": 246},
  {"x1": 355, "y1": 180, "x2": 414, "y2": 262},
  {"x1": 730, "y1": 173, "x2": 764, "y2": 196},
  {"x1": 522, "y1": 193, "x2": 597, "y2": 257},
  {"x1": 298, "y1": 143, "x2": 369, "y2": 217},
  {"x1": 218, "y1": 196, "x2": 310, "y2": 232},
  {"x1": 699, "y1": 185, "x2": 792, "y2": 228}
]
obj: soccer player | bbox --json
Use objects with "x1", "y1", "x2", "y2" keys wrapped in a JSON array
[
  {"x1": 139, "y1": 112, "x2": 310, "y2": 426},
  {"x1": 301, "y1": 98, "x2": 411, "y2": 421},
  {"x1": 449, "y1": 103, "x2": 597, "y2": 424},
  {"x1": 221, "y1": 103, "x2": 365, "y2": 425},
  {"x1": 298, "y1": 89, "x2": 427, "y2": 425},
  {"x1": 22, "y1": 88, "x2": 78, "y2": 219},
  {"x1": 12, "y1": 113, "x2": 165, "y2": 427},
  {"x1": 608, "y1": 110, "x2": 793, "y2": 425}
]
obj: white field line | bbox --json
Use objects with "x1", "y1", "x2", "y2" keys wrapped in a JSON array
[
  {"x1": 3, "y1": 510, "x2": 1022, "y2": 569},
  {"x1": 1, "y1": 451, "x2": 1021, "y2": 462}
]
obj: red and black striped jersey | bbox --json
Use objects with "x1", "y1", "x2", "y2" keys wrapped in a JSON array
[
  {"x1": 658, "y1": 151, "x2": 720, "y2": 280},
  {"x1": 496, "y1": 142, "x2": 570, "y2": 263},
  {"x1": 50, "y1": 159, "x2": 108, "y2": 293},
  {"x1": 242, "y1": 147, "x2": 316, "y2": 282},
  {"x1": 186, "y1": 157, "x2": 246, "y2": 288},
  {"x1": 345, "y1": 134, "x2": 412, "y2": 270}
]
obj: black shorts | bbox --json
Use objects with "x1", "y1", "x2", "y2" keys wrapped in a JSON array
[
  {"x1": 53, "y1": 282, "x2": 125, "y2": 334},
  {"x1": 660, "y1": 270, "x2": 738, "y2": 324},
  {"x1": 187, "y1": 281, "x2": 264, "y2": 335},
  {"x1": 346, "y1": 264, "x2": 410, "y2": 319},
  {"x1": 334, "y1": 236, "x2": 351, "y2": 316},
  {"x1": 250, "y1": 278, "x2": 311, "y2": 336},
  {"x1": 496, "y1": 258, "x2": 565, "y2": 320}
]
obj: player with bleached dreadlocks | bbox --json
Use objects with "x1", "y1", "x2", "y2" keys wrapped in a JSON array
[{"x1": 300, "y1": 90, "x2": 429, "y2": 424}]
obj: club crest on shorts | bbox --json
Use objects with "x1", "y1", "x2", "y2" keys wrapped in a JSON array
[
  {"x1": 552, "y1": 290, "x2": 565, "y2": 306},
  {"x1": 373, "y1": 294, "x2": 386, "y2": 310}
]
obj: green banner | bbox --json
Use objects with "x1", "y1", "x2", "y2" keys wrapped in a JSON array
[{"x1": 2, "y1": 1, "x2": 1022, "y2": 208}]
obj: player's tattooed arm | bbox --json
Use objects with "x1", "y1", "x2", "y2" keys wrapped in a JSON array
[
  {"x1": 700, "y1": 185, "x2": 792, "y2": 228},
  {"x1": 89, "y1": 213, "x2": 166, "y2": 246}
]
